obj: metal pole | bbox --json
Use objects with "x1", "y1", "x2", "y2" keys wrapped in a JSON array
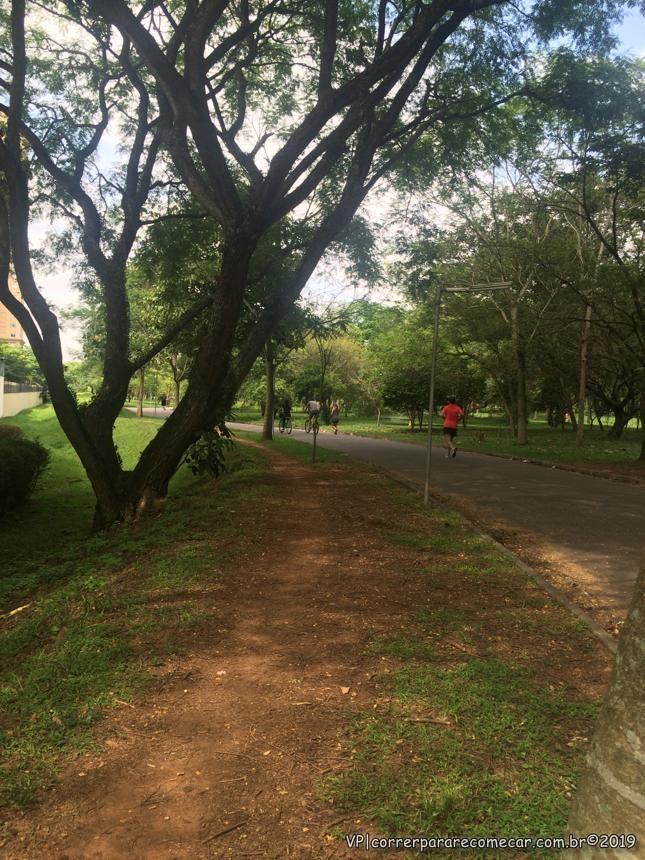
[{"x1": 424, "y1": 284, "x2": 442, "y2": 504}]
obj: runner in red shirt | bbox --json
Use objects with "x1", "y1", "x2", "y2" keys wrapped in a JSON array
[{"x1": 441, "y1": 396, "x2": 463, "y2": 458}]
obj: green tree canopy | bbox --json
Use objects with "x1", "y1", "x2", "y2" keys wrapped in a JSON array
[{"x1": 0, "y1": 0, "x2": 635, "y2": 524}]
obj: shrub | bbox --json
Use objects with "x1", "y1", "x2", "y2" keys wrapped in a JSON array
[
  {"x1": 0, "y1": 425, "x2": 50, "y2": 516},
  {"x1": 183, "y1": 425, "x2": 234, "y2": 478}
]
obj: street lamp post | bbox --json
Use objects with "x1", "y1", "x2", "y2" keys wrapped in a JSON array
[{"x1": 423, "y1": 281, "x2": 511, "y2": 505}]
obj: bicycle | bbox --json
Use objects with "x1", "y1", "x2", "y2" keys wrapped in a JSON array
[
  {"x1": 304, "y1": 414, "x2": 320, "y2": 435},
  {"x1": 278, "y1": 414, "x2": 292, "y2": 434}
]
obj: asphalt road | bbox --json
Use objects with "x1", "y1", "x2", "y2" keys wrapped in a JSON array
[{"x1": 230, "y1": 422, "x2": 644, "y2": 617}]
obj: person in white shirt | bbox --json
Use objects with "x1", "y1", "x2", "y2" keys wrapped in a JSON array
[{"x1": 306, "y1": 399, "x2": 321, "y2": 420}]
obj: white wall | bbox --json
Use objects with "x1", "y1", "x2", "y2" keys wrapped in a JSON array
[{"x1": 0, "y1": 390, "x2": 42, "y2": 418}]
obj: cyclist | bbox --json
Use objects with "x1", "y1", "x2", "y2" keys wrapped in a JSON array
[
  {"x1": 305, "y1": 398, "x2": 321, "y2": 429},
  {"x1": 278, "y1": 398, "x2": 292, "y2": 432}
]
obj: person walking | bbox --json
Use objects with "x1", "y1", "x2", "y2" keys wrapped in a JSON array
[
  {"x1": 329, "y1": 401, "x2": 340, "y2": 434},
  {"x1": 441, "y1": 395, "x2": 463, "y2": 458}
]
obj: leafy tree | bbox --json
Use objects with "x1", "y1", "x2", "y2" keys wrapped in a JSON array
[
  {"x1": 0, "y1": 343, "x2": 43, "y2": 384},
  {"x1": 518, "y1": 54, "x2": 644, "y2": 447},
  {"x1": 345, "y1": 299, "x2": 405, "y2": 419},
  {"x1": 371, "y1": 302, "x2": 485, "y2": 429},
  {"x1": 346, "y1": 300, "x2": 403, "y2": 341},
  {"x1": 63, "y1": 358, "x2": 103, "y2": 399},
  {"x1": 291, "y1": 308, "x2": 357, "y2": 420},
  {"x1": 260, "y1": 304, "x2": 319, "y2": 439},
  {"x1": 289, "y1": 332, "x2": 371, "y2": 419},
  {"x1": 0, "y1": 0, "x2": 632, "y2": 525}
]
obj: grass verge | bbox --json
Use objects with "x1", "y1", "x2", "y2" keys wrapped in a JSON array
[
  {"x1": 234, "y1": 427, "x2": 347, "y2": 465},
  {"x1": 318, "y1": 476, "x2": 608, "y2": 858},
  {"x1": 0, "y1": 409, "x2": 271, "y2": 808}
]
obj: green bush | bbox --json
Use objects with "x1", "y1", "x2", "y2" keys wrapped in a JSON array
[
  {"x1": 0, "y1": 425, "x2": 50, "y2": 515},
  {"x1": 183, "y1": 425, "x2": 234, "y2": 478}
]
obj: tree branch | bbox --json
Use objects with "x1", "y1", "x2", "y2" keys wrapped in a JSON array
[
  {"x1": 318, "y1": 0, "x2": 338, "y2": 97},
  {"x1": 129, "y1": 291, "x2": 214, "y2": 372}
]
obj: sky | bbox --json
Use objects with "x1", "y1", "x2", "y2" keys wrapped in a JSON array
[
  {"x1": 615, "y1": 6, "x2": 645, "y2": 54},
  {"x1": 29, "y1": 7, "x2": 645, "y2": 360}
]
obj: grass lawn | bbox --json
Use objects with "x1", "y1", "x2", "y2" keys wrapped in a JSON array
[
  {"x1": 1, "y1": 406, "x2": 173, "y2": 604},
  {"x1": 0, "y1": 407, "x2": 612, "y2": 855},
  {"x1": 1, "y1": 406, "x2": 271, "y2": 807}
]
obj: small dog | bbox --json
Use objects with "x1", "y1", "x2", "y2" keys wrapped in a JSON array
[{"x1": 474, "y1": 431, "x2": 486, "y2": 443}]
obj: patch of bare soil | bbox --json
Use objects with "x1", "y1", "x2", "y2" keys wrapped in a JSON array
[{"x1": 0, "y1": 450, "x2": 612, "y2": 860}]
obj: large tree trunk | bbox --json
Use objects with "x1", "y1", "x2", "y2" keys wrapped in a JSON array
[
  {"x1": 55, "y1": 242, "x2": 254, "y2": 528},
  {"x1": 547, "y1": 404, "x2": 555, "y2": 427},
  {"x1": 511, "y1": 304, "x2": 528, "y2": 444},
  {"x1": 607, "y1": 408, "x2": 629, "y2": 439},
  {"x1": 576, "y1": 301, "x2": 592, "y2": 447},
  {"x1": 136, "y1": 366, "x2": 145, "y2": 418},
  {"x1": 565, "y1": 560, "x2": 645, "y2": 857},
  {"x1": 568, "y1": 405, "x2": 578, "y2": 432},
  {"x1": 640, "y1": 389, "x2": 645, "y2": 462},
  {"x1": 262, "y1": 338, "x2": 275, "y2": 441},
  {"x1": 169, "y1": 354, "x2": 183, "y2": 407}
]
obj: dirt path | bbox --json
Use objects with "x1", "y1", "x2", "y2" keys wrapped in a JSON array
[
  {"x1": 3, "y1": 453, "x2": 422, "y2": 859},
  {"x1": 2, "y1": 449, "x2": 611, "y2": 859}
]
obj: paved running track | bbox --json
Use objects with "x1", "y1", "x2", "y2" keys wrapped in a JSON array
[{"x1": 231, "y1": 422, "x2": 644, "y2": 618}]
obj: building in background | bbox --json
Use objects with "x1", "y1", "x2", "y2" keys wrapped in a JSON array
[{"x1": 0, "y1": 275, "x2": 24, "y2": 346}]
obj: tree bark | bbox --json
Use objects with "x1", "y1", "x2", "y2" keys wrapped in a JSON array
[
  {"x1": 511, "y1": 304, "x2": 528, "y2": 444},
  {"x1": 576, "y1": 301, "x2": 593, "y2": 447},
  {"x1": 565, "y1": 560, "x2": 645, "y2": 858},
  {"x1": 547, "y1": 404, "x2": 555, "y2": 427},
  {"x1": 262, "y1": 338, "x2": 275, "y2": 441},
  {"x1": 640, "y1": 379, "x2": 645, "y2": 462},
  {"x1": 568, "y1": 408, "x2": 578, "y2": 432},
  {"x1": 638, "y1": 388, "x2": 645, "y2": 461},
  {"x1": 136, "y1": 366, "x2": 145, "y2": 418},
  {"x1": 607, "y1": 409, "x2": 628, "y2": 439}
]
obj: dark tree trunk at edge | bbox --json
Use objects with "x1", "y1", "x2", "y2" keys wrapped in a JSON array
[
  {"x1": 640, "y1": 378, "x2": 645, "y2": 461},
  {"x1": 565, "y1": 560, "x2": 645, "y2": 857},
  {"x1": 262, "y1": 339, "x2": 275, "y2": 441}
]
